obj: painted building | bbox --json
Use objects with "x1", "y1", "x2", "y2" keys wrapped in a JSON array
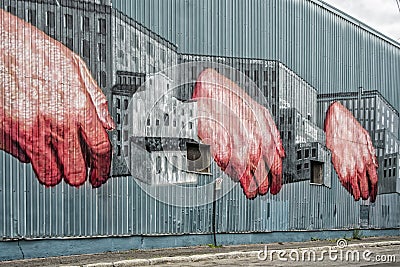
[
  {"x1": 124, "y1": 72, "x2": 209, "y2": 185},
  {"x1": 279, "y1": 108, "x2": 331, "y2": 185},
  {"x1": 109, "y1": 7, "x2": 179, "y2": 176}
]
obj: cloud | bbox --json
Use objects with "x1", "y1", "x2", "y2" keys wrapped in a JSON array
[{"x1": 323, "y1": 0, "x2": 400, "y2": 41}]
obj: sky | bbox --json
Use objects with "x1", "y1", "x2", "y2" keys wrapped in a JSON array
[{"x1": 322, "y1": 0, "x2": 400, "y2": 42}]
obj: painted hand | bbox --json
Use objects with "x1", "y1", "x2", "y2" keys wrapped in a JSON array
[
  {"x1": 193, "y1": 68, "x2": 285, "y2": 199},
  {"x1": 324, "y1": 101, "x2": 378, "y2": 202},
  {"x1": 0, "y1": 10, "x2": 115, "y2": 187}
]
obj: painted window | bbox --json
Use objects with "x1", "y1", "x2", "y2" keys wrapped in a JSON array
[
  {"x1": 82, "y1": 40, "x2": 91, "y2": 59},
  {"x1": 46, "y1": 11, "x2": 55, "y2": 28},
  {"x1": 81, "y1": 16, "x2": 90, "y2": 32},
  {"x1": 97, "y1": 18, "x2": 106, "y2": 34},
  {"x1": 64, "y1": 14, "x2": 73, "y2": 29},
  {"x1": 26, "y1": 9, "x2": 37, "y2": 26}
]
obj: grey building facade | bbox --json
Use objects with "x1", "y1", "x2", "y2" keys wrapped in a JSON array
[{"x1": 1, "y1": 0, "x2": 400, "y2": 261}]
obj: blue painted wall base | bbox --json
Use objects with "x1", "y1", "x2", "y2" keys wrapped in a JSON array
[{"x1": 1, "y1": 229, "x2": 400, "y2": 261}]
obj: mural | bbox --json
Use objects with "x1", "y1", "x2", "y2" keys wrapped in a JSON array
[{"x1": 0, "y1": 7, "x2": 382, "y2": 204}]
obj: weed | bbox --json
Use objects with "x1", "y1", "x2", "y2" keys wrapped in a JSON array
[
  {"x1": 352, "y1": 229, "x2": 363, "y2": 240},
  {"x1": 207, "y1": 244, "x2": 223, "y2": 248}
]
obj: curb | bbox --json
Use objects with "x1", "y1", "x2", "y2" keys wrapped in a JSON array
[{"x1": 76, "y1": 241, "x2": 400, "y2": 266}]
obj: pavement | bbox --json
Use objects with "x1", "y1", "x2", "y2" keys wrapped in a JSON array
[{"x1": 0, "y1": 236, "x2": 399, "y2": 266}]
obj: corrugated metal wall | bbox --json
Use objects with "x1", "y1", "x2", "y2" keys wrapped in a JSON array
[
  {"x1": 2, "y1": 149, "x2": 399, "y2": 238},
  {"x1": 1, "y1": 0, "x2": 400, "y2": 240}
]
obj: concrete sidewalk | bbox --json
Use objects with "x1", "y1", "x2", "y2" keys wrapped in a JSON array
[{"x1": 1, "y1": 236, "x2": 399, "y2": 266}]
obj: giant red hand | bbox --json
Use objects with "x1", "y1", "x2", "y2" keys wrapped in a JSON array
[
  {"x1": 324, "y1": 101, "x2": 378, "y2": 202},
  {"x1": 193, "y1": 68, "x2": 285, "y2": 199},
  {"x1": 0, "y1": 10, "x2": 115, "y2": 187}
]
